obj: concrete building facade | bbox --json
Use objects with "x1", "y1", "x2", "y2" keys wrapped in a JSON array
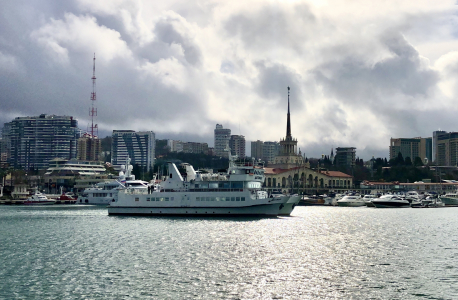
[
  {"x1": 335, "y1": 147, "x2": 356, "y2": 167},
  {"x1": 229, "y1": 135, "x2": 246, "y2": 158},
  {"x1": 77, "y1": 135, "x2": 102, "y2": 161},
  {"x1": 389, "y1": 137, "x2": 432, "y2": 163},
  {"x1": 436, "y1": 132, "x2": 458, "y2": 166},
  {"x1": 214, "y1": 124, "x2": 231, "y2": 158},
  {"x1": 2, "y1": 114, "x2": 80, "y2": 170}
]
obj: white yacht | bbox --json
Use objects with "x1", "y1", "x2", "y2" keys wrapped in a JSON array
[
  {"x1": 372, "y1": 195, "x2": 410, "y2": 208},
  {"x1": 108, "y1": 154, "x2": 290, "y2": 216},
  {"x1": 337, "y1": 194, "x2": 365, "y2": 207},
  {"x1": 440, "y1": 192, "x2": 458, "y2": 206},
  {"x1": 77, "y1": 158, "x2": 149, "y2": 205},
  {"x1": 24, "y1": 191, "x2": 56, "y2": 205}
]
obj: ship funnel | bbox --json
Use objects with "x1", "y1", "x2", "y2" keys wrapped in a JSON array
[{"x1": 183, "y1": 163, "x2": 197, "y2": 181}]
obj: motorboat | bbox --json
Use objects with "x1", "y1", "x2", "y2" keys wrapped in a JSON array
[
  {"x1": 24, "y1": 191, "x2": 56, "y2": 205},
  {"x1": 372, "y1": 195, "x2": 410, "y2": 208},
  {"x1": 337, "y1": 194, "x2": 365, "y2": 207}
]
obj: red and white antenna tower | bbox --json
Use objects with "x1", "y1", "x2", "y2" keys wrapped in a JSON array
[{"x1": 88, "y1": 53, "x2": 98, "y2": 137}]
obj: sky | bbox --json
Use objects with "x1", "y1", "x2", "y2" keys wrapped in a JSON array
[{"x1": 1, "y1": 0, "x2": 458, "y2": 160}]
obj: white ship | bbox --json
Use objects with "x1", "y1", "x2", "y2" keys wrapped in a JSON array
[
  {"x1": 77, "y1": 158, "x2": 149, "y2": 205},
  {"x1": 108, "y1": 154, "x2": 290, "y2": 216}
]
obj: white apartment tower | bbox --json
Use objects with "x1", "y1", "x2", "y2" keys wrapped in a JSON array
[{"x1": 111, "y1": 130, "x2": 155, "y2": 172}]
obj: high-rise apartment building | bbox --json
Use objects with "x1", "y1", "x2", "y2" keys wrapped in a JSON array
[
  {"x1": 77, "y1": 134, "x2": 102, "y2": 161},
  {"x1": 335, "y1": 147, "x2": 356, "y2": 167},
  {"x1": 433, "y1": 131, "x2": 447, "y2": 163},
  {"x1": 229, "y1": 135, "x2": 246, "y2": 158},
  {"x1": 389, "y1": 137, "x2": 432, "y2": 163},
  {"x1": 263, "y1": 142, "x2": 281, "y2": 164},
  {"x1": 111, "y1": 130, "x2": 155, "y2": 172},
  {"x1": 0, "y1": 138, "x2": 7, "y2": 168},
  {"x1": 2, "y1": 114, "x2": 80, "y2": 170},
  {"x1": 436, "y1": 132, "x2": 458, "y2": 166},
  {"x1": 251, "y1": 140, "x2": 264, "y2": 161},
  {"x1": 214, "y1": 124, "x2": 231, "y2": 157}
]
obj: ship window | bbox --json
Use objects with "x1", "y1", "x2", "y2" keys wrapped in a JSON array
[
  {"x1": 231, "y1": 197, "x2": 235, "y2": 201},
  {"x1": 231, "y1": 182, "x2": 243, "y2": 189},
  {"x1": 165, "y1": 197, "x2": 169, "y2": 201},
  {"x1": 215, "y1": 197, "x2": 219, "y2": 201},
  {"x1": 159, "y1": 197, "x2": 164, "y2": 201},
  {"x1": 220, "y1": 197, "x2": 225, "y2": 201},
  {"x1": 171, "y1": 197, "x2": 174, "y2": 201},
  {"x1": 196, "y1": 197, "x2": 200, "y2": 201},
  {"x1": 147, "y1": 198, "x2": 150, "y2": 201},
  {"x1": 201, "y1": 183, "x2": 209, "y2": 189},
  {"x1": 236, "y1": 197, "x2": 240, "y2": 201},
  {"x1": 209, "y1": 183, "x2": 218, "y2": 189},
  {"x1": 135, "y1": 197, "x2": 139, "y2": 201},
  {"x1": 241, "y1": 197, "x2": 245, "y2": 201},
  {"x1": 206, "y1": 197, "x2": 210, "y2": 201}
]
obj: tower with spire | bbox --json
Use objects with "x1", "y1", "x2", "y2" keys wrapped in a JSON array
[{"x1": 269, "y1": 87, "x2": 306, "y2": 169}]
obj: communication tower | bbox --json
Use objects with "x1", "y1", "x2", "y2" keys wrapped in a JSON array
[{"x1": 88, "y1": 53, "x2": 98, "y2": 137}]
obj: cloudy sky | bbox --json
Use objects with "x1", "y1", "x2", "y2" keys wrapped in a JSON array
[{"x1": 1, "y1": 0, "x2": 458, "y2": 160}]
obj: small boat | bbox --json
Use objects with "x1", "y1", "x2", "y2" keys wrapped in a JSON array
[
  {"x1": 56, "y1": 192, "x2": 77, "y2": 204},
  {"x1": 337, "y1": 194, "x2": 365, "y2": 207},
  {"x1": 24, "y1": 191, "x2": 56, "y2": 205},
  {"x1": 372, "y1": 195, "x2": 410, "y2": 208}
]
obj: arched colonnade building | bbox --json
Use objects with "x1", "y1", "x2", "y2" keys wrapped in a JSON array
[{"x1": 264, "y1": 166, "x2": 353, "y2": 194}]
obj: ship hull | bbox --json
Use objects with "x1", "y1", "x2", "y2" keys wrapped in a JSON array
[
  {"x1": 108, "y1": 203, "x2": 285, "y2": 216},
  {"x1": 278, "y1": 195, "x2": 300, "y2": 216}
]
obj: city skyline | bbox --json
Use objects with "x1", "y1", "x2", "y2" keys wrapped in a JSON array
[{"x1": 1, "y1": 1, "x2": 458, "y2": 160}]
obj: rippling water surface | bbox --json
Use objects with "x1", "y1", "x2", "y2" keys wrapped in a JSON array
[{"x1": 0, "y1": 205, "x2": 457, "y2": 299}]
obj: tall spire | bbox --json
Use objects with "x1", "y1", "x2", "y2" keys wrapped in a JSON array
[{"x1": 286, "y1": 86, "x2": 291, "y2": 138}]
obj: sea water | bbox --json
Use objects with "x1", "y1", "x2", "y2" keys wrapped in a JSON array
[{"x1": 0, "y1": 205, "x2": 457, "y2": 299}]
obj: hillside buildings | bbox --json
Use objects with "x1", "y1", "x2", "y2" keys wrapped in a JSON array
[
  {"x1": 111, "y1": 130, "x2": 155, "y2": 172},
  {"x1": 166, "y1": 140, "x2": 209, "y2": 154},
  {"x1": 2, "y1": 114, "x2": 80, "y2": 170}
]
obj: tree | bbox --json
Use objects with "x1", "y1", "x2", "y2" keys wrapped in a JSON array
[
  {"x1": 405, "y1": 157, "x2": 412, "y2": 166},
  {"x1": 413, "y1": 157, "x2": 424, "y2": 167}
]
